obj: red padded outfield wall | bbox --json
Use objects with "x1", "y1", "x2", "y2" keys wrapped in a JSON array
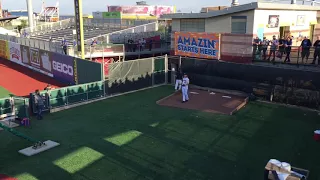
[
  {"x1": 0, "y1": 58, "x2": 65, "y2": 97},
  {"x1": 0, "y1": 39, "x2": 103, "y2": 97}
]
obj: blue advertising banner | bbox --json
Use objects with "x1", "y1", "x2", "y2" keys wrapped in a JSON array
[{"x1": 50, "y1": 52, "x2": 76, "y2": 85}]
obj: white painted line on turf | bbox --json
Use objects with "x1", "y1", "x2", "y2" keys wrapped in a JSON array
[
  {"x1": 190, "y1": 92, "x2": 199, "y2": 94},
  {"x1": 210, "y1": 92, "x2": 216, "y2": 95},
  {"x1": 222, "y1": 96, "x2": 232, "y2": 99}
]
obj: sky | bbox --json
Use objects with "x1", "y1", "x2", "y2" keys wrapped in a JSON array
[{"x1": 2, "y1": 0, "x2": 258, "y2": 15}]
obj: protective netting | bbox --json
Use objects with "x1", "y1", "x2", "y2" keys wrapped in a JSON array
[
  {"x1": 107, "y1": 57, "x2": 166, "y2": 94},
  {"x1": 108, "y1": 58, "x2": 154, "y2": 94},
  {"x1": 179, "y1": 57, "x2": 320, "y2": 109}
]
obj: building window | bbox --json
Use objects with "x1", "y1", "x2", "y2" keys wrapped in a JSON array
[
  {"x1": 231, "y1": 16, "x2": 247, "y2": 34},
  {"x1": 180, "y1": 19, "x2": 205, "y2": 32}
]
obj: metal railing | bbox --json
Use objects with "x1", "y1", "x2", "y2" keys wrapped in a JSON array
[
  {"x1": 124, "y1": 41, "x2": 171, "y2": 52},
  {"x1": 84, "y1": 44, "x2": 125, "y2": 59},
  {"x1": 21, "y1": 18, "x2": 75, "y2": 37},
  {"x1": 84, "y1": 22, "x2": 159, "y2": 44},
  {"x1": 84, "y1": 18, "x2": 156, "y2": 28},
  {"x1": 257, "y1": 0, "x2": 320, "y2": 5},
  {"x1": 109, "y1": 31, "x2": 165, "y2": 44},
  {"x1": 252, "y1": 45, "x2": 320, "y2": 67}
]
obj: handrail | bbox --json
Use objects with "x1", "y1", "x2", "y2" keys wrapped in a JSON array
[
  {"x1": 84, "y1": 22, "x2": 159, "y2": 43},
  {"x1": 21, "y1": 18, "x2": 75, "y2": 37}
]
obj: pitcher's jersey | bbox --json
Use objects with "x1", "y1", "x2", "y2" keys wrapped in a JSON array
[{"x1": 182, "y1": 77, "x2": 189, "y2": 87}]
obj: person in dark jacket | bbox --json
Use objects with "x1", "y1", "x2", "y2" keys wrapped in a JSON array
[
  {"x1": 267, "y1": 35, "x2": 278, "y2": 62},
  {"x1": 300, "y1": 36, "x2": 312, "y2": 64},
  {"x1": 175, "y1": 69, "x2": 183, "y2": 91},
  {"x1": 61, "y1": 38, "x2": 68, "y2": 55},
  {"x1": 278, "y1": 36, "x2": 285, "y2": 60},
  {"x1": 313, "y1": 36, "x2": 320, "y2": 65},
  {"x1": 284, "y1": 36, "x2": 292, "y2": 63},
  {"x1": 261, "y1": 37, "x2": 269, "y2": 61},
  {"x1": 252, "y1": 37, "x2": 261, "y2": 60},
  {"x1": 34, "y1": 90, "x2": 44, "y2": 120}
]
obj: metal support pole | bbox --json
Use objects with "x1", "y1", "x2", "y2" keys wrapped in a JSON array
[
  {"x1": 26, "y1": 0, "x2": 34, "y2": 29},
  {"x1": 165, "y1": 54, "x2": 168, "y2": 84},
  {"x1": 152, "y1": 57, "x2": 155, "y2": 86},
  {"x1": 90, "y1": 46, "x2": 92, "y2": 61}
]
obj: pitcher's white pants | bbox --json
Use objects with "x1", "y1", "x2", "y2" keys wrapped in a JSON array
[
  {"x1": 182, "y1": 86, "x2": 189, "y2": 102},
  {"x1": 175, "y1": 79, "x2": 182, "y2": 90}
]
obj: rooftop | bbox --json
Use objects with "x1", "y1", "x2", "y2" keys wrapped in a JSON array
[{"x1": 161, "y1": 2, "x2": 320, "y2": 19}]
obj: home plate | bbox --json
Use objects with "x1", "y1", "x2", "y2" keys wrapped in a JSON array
[
  {"x1": 222, "y1": 96, "x2": 232, "y2": 99},
  {"x1": 18, "y1": 140, "x2": 60, "y2": 156},
  {"x1": 190, "y1": 92, "x2": 199, "y2": 94},
  {"x1": 210, "y1": 92, "x2": 216, "y2": 95}
]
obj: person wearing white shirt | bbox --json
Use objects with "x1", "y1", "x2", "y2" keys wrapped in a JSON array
[{"x1": 181, "y1": 74, "x2": 190, "y2": 103}]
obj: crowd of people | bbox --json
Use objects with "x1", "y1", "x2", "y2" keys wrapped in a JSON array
[
  {"x1": 252, "y1": 35, "x2": 320, "y2": 65},
  {"x1": 126, "y1": 38, "x2": 155, "y2": 52}
]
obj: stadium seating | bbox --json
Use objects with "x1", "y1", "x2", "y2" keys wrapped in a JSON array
[{"x1": 30, "y1": 25, "x2": 122, "y2": 45}]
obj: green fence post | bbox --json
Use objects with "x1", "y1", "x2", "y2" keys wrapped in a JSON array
[
  {"x1": 65, "y1": 87, "x2": 69, "y2": 105},
  {"x1": 165, "y1": 54, "x2": 168, "y2": 84},
  {"x1": 152, "y1": 57, "x2": 155, "y2": 86},
  {"x1": 86, "y1": 83, "x2": 89, "y2": 101}
]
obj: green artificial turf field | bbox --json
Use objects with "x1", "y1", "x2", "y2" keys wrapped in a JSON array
[
  {"x1": 0, "y1": 86, "x2": 11, "y2": 99},
  {"x1": 0, "y1": 86, "x2": 319, "y2": 180}
]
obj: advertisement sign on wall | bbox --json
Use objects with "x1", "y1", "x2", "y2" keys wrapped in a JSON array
[
  {"x1": 21, "y1": 45, "x2": 30, "y2": 65},
  {"x1": 9, "y1": 42, "x2": 22, "y2": 64},
  {"x1": 108, "y1": 5, "x2": 174, "y2": 17},
  {"x1": 102, "y1": 12, "x2": 121, "y2": 19},
  {"x1": 20, "y1": 45, "x2": 53, "y2": 77},
  {"x1": 30, "y1": 48, "x2": 41, "y2": 68},
  {"x1": 51, "y1": 53, "x2": 76, "y2": 85},
  {"x1": 268, "y1": 15, "x2": 279, "y2": 28},
  {"x1": 0, "y1": 40, "x2": 9, "y2": 59},
  {"x1": 174, "y1": 32, "x2": 220, "y2": 60},
  {"x1": 296, "y1": 15, "x2": 306, "y2": 26}
]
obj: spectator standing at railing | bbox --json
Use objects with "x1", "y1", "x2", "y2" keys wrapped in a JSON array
[
  {"x1": 284, "y1": 36, "x2": 293, "y2": 63},
  {"x1": 278, "y1": 36, "x2": 286, "y2": 60},
  {"x1": 61, "y1": 38, "x2": 68, "y2": 55},
  {"x1": 300, "y1": 36, "x2": 312, "y2": 64},
  {"x1": 91, "y1": 39, "x2": 98, "y2": 46},
  {"x1": 142, "y1": 38, "x2": 146, "y2": 51},
  {"x1": 252, "y1": 37, "x2": 261, "y2": 60},
  {"x1": 267, "y1": 35, "x2": 279, "y2": 62},
  {"x1": 128, "y1": 39, "x2": 133, "y2": 52},
  {"x1": 149, "y1": 39, "x2": 153, "y2": 51},
  {"x1": 138, "y1": 39, "x2": 142, "y2": 51},
  {"x1": 261, "y1": 37, "x2": 269, "y2": 61},
  {"x1": 34, "y1": 90, "x2": 44, "y2": 120},
  {"x1": 313, "y1": 36, "x2": 320, "y2": 65}
]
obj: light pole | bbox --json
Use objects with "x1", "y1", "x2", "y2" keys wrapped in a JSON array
[{"x1": 26, "y1": 0, "x2": 34, "y2": 28}]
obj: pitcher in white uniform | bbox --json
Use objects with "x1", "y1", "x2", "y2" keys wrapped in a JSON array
[{"x1": 181, "y1": 74, "x2": 190, "y2": 102}]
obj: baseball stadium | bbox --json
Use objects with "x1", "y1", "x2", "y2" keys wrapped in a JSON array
[{"x1": 0, "y1": 0, "x2": 320, "y2": 180}]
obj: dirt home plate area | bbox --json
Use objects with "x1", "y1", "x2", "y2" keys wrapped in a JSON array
[{"x1": 157, "y1": 88, "x2": 248, "y2": 115}]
